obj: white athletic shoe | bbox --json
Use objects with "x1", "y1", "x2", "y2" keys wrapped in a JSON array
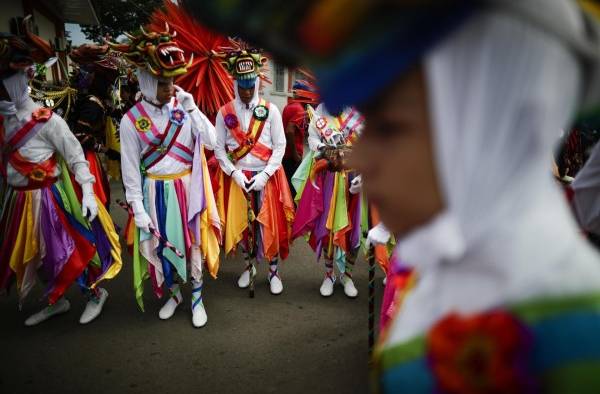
[
  {"x1": 24, "y1": 298, "x2": 71, "y2": 327},
  {"x1": 192, "y1": 303, "x2": 208, "y2": 328},
  {"x1": 383, "y1": 276, "x2": 387, "y2": 286},
  {"x1": 319, "y1": 275, "x2": 335, "y2": 297},
  {"x1": 341, "y1": 275, "x2": 358, "y2": 298},
  {"x1": 237, "y1": 265, "x2": 256, "y2": 289},
  {"x1": 268, "y1": 274, "x2": 283, "y2": 295},
  {"x1": 159, "y1": 289, "x2": 182, "y2": 320},
  {"x1": 79, "y1": 288, "x2": 108, "y2": 324}
]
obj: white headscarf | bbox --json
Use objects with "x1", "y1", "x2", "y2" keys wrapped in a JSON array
[
  {"x1": 0, "y1": 70, "x2": 30, "y2": 115},
  {"x1": 136, "y1": 68, "x2": 159, "y2": 105},
  {"x1": 389, "y1": 0, "x2": 600, "y2": 344},
  {"x1": 572, "y1": 135, "x2": 600, "y2": 233}
]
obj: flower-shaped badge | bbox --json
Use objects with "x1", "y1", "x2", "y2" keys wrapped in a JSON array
[
  {"x1": 315, "y1": 117, "x2": 327, "y2": 130},
  {"x1": 32, "y1": 107, "x2": 52, "y2": 122},
  {"x1": 427, "y1": 310, "x2": 535, "y2": 394},
  {"x1": 224, "y1": 113, "x2": 239, "y2": 129},
  {"x1": 170, "y1": 108, "x2": 187, "y2": 126},
  {"x1": 244, "y1": 137, "x2": 255, "y2": 146},
  {"x1": 253, "y1": 105, "x2": 269, "y2": 121},
  {"x1": 29, "y1": 167, "x2": 48, "y2": 182},
  {"x1": 135, "y1": 116, "x2": 152, "y2": 133}
]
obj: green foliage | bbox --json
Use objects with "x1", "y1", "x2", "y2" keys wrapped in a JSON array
[{"x1": 81, "y1": 0, "x2": 164, "y2": 43}]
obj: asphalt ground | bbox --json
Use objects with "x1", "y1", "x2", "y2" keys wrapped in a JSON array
[{"x1": 0, "y1": 182, "x2": 385, "y2": 394}]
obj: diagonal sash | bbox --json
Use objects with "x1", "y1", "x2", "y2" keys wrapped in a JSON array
[
  {"x1": 221, "y1": 99, "x2": 272, "y2": 162},
  {"x1": 125, "y1": 100, "x2": 191, "y2": 172}
]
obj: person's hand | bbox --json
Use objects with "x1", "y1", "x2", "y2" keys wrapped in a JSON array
[
  {"x1": 174, "y1": 85, "x2": 196, "y2": 112},
  {"x1": 81, "y1": 182, "x2": 98, "y2": 222},
  {"x1": 349, "y1": 175, "x2": 362, "y2": 194},
  {"x1": 231, "y1": 169, "x2": 250, "y2": 192},
  {"x1": 131, "y1": 200, "x2": 152, "y2": 233},
  {"x1": 366, "y1": 222, "x2": 392, "y2": 249},
  {"x1": 248, "y1": 171, "x2": 270, "y2": 191}
]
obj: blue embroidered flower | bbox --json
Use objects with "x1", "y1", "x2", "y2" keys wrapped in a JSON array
[{"x1": 170, "y1": 108, "x2": 187, "y2": 126}]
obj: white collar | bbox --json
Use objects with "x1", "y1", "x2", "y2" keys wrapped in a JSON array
[
  {"x1": 15, "y1": 98, "x2": 38, "y2": 121},
  {"x1": 141, "y1": 97, "x2": 173, "y2": 114}
]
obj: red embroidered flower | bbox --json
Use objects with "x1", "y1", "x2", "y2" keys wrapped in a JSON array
[
  {"x1": 224, "y1": 114, "x2": 238, "y2": 129},
  {"x1": 427, "y1": 310, "x2": 535, "y2": 394},
  {"x1": 32, "y1": 107, "x2": 52, "y2": 122}
]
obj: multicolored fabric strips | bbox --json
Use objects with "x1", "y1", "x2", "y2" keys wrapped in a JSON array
[{"x1": 376, "y1": 293, "x2": 600, "y2": 394}]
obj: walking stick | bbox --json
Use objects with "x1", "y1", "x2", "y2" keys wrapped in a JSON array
[
  {"x1": 368, "y1": 243, "x2": 376, "y2": 361},
  {"x1": 116, "y1": 199, "x2": 185, "y2": 258},
  {"x1": 245, "y1": 188, "x2": 258, "y2": 298}
]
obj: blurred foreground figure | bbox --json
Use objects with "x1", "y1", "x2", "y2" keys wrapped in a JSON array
[
  {"x1": 0, "y1": 31, "x2": 121, "y2": 326},
  {"x1": 183, "y1": 0, "x2": 600, "y2": 392}
]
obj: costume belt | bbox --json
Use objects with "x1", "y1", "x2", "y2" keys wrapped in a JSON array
[{"x1": 146, "y1": 168, "x2": 192, "y2": 181}]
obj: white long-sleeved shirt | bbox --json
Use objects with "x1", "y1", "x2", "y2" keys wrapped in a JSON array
[
  {"x1": 3, "y1": 98, "x2": 94, "y2": 187},
  {"x1": 120, "y1": 97, "x2": 216, "y2": 204},
  {"x1": 214, "y1": 95, "x2": 286, "y2": 176}
]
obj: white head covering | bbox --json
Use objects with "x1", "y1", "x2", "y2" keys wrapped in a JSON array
[
  {"x1": 136, "y1": 68, "x2": 159, "y2": 105},
  {"x1": 0, "y1": 70, "x2": 31, "y2": 115},
  {"x1": 571, "y1": 135, "x2": 600, "y2": 233},
  {"x1": 389, "y1": 0, "x2": 600, "y2": 344}
]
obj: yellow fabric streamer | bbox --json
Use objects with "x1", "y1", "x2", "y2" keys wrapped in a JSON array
[
  {"x1": 200, "y1": 150, "x2": 222, "y2": 278},
  {"x1": 10, "y1": 191, "x2": 39, "y2": 290},
  {"x1": 105, "y1": 117, "x2": 121, "y2": 181},
  {"x1": 90, "y1": 196, "x2": 123, "y2": 288},
  {"x1": 225, "y1": 180, "x2": 249, "y2": 255}
]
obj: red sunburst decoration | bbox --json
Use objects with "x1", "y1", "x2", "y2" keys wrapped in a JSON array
[{"x1": 149, "y1": 1, "x2": 234, "y2": 120}]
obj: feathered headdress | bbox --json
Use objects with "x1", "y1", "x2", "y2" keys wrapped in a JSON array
[
  {"x1": 291, "y1": 68, "x2": 319, "y2": 106},
  {"x1": 107, "y1": 23, "x2": 192, "y2": 78},
  {"x1": 148, "y1": 0, "x2": 233, "y2": 117},
  {"x1": 69, "y1": 43, "x2": 123, "y2": 73},
  {"x1": 0, "y1": 15, "x2": 54, "y2": 79}
]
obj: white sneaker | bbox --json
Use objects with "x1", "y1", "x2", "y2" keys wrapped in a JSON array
[
  {"x1": 319, "y1": 275, "x2": 335, "y2": 297},
  {"x1": 25, "y1": 298, "x2": 70, "y2": 327},
  {"x1": 159, "y1": 289, "x2": 182, "y2": 320},
  {"x1": 237, "y1": 265, "x2": 256, "y2": 289},
  {"x1": 268, "y1": 274, "x2": 283, "y2": 295},
  {"x1": 383, "y1": 276, "x2": 387, "y2": 286},
  {"x1": 192, "y1": 303, "x2": 208, "y2": 328},
  {"x1": 79, "y1": 288, "x2": 108, "y2": 325},
  {"x1": 341, "y1": 275, "x2": 358, "y2": 298}
]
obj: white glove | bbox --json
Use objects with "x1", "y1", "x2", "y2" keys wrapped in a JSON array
[
  {"x1": 231, "y1": 169, "x2": 250, "y2": 192},
  {"x1": 174, "y1": 85, "x2": 197, "y2": 112},
  {"x1": 131, "y1": 200, "x2": 152, "y2": 233},
  {"x1": 349, "y1": 175, "x2": 362, "y2": 194},
  {"x1": 248, "y1": 171, "x2": 270, "y2": 192},
  {"x1": 80, "y1": 182, "x2": 98, "y2": 222},
  {"x1": 366, "y1": 222, "x2": 391, "y2": 249}
]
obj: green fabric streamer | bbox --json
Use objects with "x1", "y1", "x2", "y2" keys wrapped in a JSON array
[
  {"x1": 58, "y1": 159, "x2": 100, "y2": 266},
  {"x1": 163, "y1": 182, "x2": 187, "y2": 282},
  {"x1": 332, "y1": 172, "x2": 349, "y2": 233},
  {"x1": 292, "y1": 151, "x2": 314, "y2": 202},
  {"x1": 541, "y1": 362, "x2": 600, "y2": 393},
  {"x1": 132, "y1": 227, "x2": 149, "y2": 311}
]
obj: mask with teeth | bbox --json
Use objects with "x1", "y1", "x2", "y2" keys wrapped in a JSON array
[
  {"x1": 107, "y1": 23, "x2": 192, "y2": 78},
  {"x1": 212, "y1": 38, "x2": 268, "y2": 85}
]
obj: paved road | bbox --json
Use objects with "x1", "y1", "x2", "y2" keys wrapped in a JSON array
[{"x1": 0, "y1": 183, "x2": 385, "y2": 394}]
